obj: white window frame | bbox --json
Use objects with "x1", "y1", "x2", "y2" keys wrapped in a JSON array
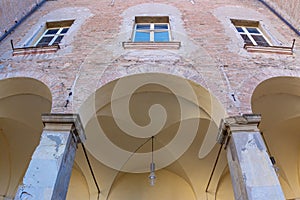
[
  {"x1": 34, "y1": 26, "x2": 70, "y2": 47},
  {"x1": 27, "y1": 20, "x2": 74, "y2": 48},
  {"x1": 235, "y1": 25, "x2": 271, "y2": 46},
  {"x1": 132, "y1": 16, "x2": 172, "y2": 43},
  {"x1": 133, "y1": 22, "x2": 171, "y2": 42}
]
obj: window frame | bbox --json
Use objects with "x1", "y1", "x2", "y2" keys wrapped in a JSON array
[
  {"x1": 133, "y1": 22, "x2": 171, "y2": 42},
  {"x1": 132, "y1": 16, "x2": 171, "y2": 43},
  {"x1": 122, "y1": 16, "x2": 181, "y2": 49},
  {"x1": 34, "y1": 26, "x2": 70, "y2": 47},
  {"x1": 29, "y1": 20, "x2": 74, "y2": 48},
  {"x1": 230, "y1": 19, "x2": 293, "y2": 55},
  {"x1": 231, "y1": 19, "x2": 271, "y2": 47},
  {"x1": 235, "y1": 25, "x2": 271, "y2": 47}
]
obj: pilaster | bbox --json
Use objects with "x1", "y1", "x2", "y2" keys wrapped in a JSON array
[
  {"x1": 218, "y1": 114, "x2": 285, "y2": 200},
  {"x1": 14, "y1": 114, "x2": 85, "y2": 200}
]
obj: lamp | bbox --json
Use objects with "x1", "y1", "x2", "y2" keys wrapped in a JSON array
[{"x1": 148, "y1": 136, "x2": 156, "y2": 186}]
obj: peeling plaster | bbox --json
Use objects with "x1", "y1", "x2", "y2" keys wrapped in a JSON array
[{"x1": 47, "y1": 135, "x2": 61, "y2": 153}]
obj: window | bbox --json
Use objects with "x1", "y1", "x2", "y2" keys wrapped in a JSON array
[
  {"x1": 231, "y1": 20, "x2": 271, "y2": 47},
  {"x1": 230, "y1": 19, "x2": 293, "y2": 54},
  {"x1": 33, "y1": 20, "x2": 74, "y2": 47},
  {"x1": 133, "y1": 16, "x2": 170, "y2": 42},
  {"x1": 35, "y1": 27, "x2": 69, "y2": 47},
  {"x1": 122, "y1": 16, "x2": 180, "y2": 49}
]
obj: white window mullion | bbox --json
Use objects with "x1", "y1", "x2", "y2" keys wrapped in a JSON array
[
  {"x1": 150, "y1": 23, "x2": 155, "y2": 42},
  {"x1": 248, "y1": 34, "x2": 258, "y2": 45},
  {"x1": 255, "y1": 29, "x2": 272, "y2": 46},
  {"x1": 243, "y1": 27, "x2": 257, "y2": 45},
  {"x1": 34, "y1": 31, "x2": 48, "y2": 46},
  {"x1": 49, "y1": 28, "x2": 63, "y2": 45},
  {"x1": 49, "y1": 35, "x2": 58, "y2": 46}
]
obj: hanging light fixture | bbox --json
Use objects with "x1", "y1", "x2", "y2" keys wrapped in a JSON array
[{"x1": 148, "y1": 136, "x2": 156, "y2": 186}]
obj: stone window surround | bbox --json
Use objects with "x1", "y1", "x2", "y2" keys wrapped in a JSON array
[
  {"x1": 121, "y1": 3, "x2": 182, "y2": 50},
  {"x1": 213, "y1": 6, "x2": 294, "y2": 55},
  {"x1": 12, "y1": 7, "x2": 92, "y2": 56}
]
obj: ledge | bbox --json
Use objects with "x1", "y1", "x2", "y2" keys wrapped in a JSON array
[
  {"x1": 12, "y1": 44, "x2": 60, "y2": 56},
  {"x1": 122, "y1": 41, "x2": 181, "y2": 49},
  {"x1": 42, "y1": 113, "x2": 86, "y2": 143},
  {"x1": 244, "y1": 44, "x2": 293, "y2": 55}
]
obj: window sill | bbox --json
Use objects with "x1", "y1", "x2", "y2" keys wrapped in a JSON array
[
  {"x1": 122, "y1": 41, "x2": 181, "y2": 49},
  {"x1": 244, "y1": 44, "x2": 293, "y2": 55},
  {"x1": 12, "y1": 45, "x2": 60, "y2": 56}
]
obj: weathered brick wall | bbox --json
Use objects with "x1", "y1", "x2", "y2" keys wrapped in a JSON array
[
  {"x1": 264, "y1": 0, "x2": 300, "y2": 31},
  {"x1": 0, "y1": 0, "x2": 299, "y2": 116},
  {"x1": 0, "y1": 0, "x2": 45, "y2": 38}
]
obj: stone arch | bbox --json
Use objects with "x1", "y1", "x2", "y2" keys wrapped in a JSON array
[
  {"x1": 76, "y1": 73, "x2": 227, "y2": 199},
  {"x1": 0, "y1": 77, "x2": 52, "y2": 198},
  {"x1": 252, "y1": 76, "x2": 300, "y2": 199}
]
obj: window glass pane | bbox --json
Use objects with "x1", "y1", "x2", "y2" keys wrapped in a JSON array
[
  {"x1": 252, "y1": 35, "x2": 269, "y2": 46},
  {"x1": 45, "y1": 29, "x2": 59, "y2": 35},
  {"x1": 53, "y1": 36, "x2": 64, "y2": 45},
  {"x1": 36, "y1": 36, "x2": 54, "y2": 47},
  {"x1": 154, "y1": 31, "x2": 169, "y2": 42},
  {"x1": 241, "y1": 34, "x2": 252, "y2": 45},
  {"x1": 134, "y1": 32, "x2": 150, "y2": 42},
  {"x1": 136, "y1": 24, "x2": 150, "y2": 30},
  {"x1": 236, "y1": 27, "x2": 244, "y2": 33},
  {"x1": 246, "y1": 27, "x2": 260, "y2": 34},
  {"x1": 154, "y1": 24, "x2": 168, "y2": 30},
  {"x1": 61, "y1": 28, "x2": 69, "y2": 34}
]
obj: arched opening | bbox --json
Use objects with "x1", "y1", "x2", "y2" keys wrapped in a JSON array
[
  {"x1": 252, "y1": 76, "x2": 300, "y2": 199},
  {"x1": 76, "y1": 73, "x2": 228, "y2": 199},
  {"x1": 0, "y1": 77, "x2": 52, "y2": 198}
]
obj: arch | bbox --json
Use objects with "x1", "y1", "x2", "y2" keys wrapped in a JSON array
[
  {"x1": 251, "y1": 76, "x2": 300, "y2": 199},
  {"x1": 77, "y1": 73, "x2": 227, "y2": 199},
  {"x1": 251, "y1": 76, "x2": 300, "y2": 132},
  {"x1": 0, "y1": 77, "x2": 52, "y2": 198}
]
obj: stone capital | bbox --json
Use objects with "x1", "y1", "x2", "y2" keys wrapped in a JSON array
[
  {"x1": 217, "y1": 114, "x2": 261, "y2": 144},
  {"x1": 41, "y1": 113, "x2": 86, "y2": 143}
]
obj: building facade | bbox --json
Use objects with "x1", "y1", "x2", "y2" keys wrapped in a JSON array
[{"x1": 0, "y1": 0, "x2": 299, "y2": 199}]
